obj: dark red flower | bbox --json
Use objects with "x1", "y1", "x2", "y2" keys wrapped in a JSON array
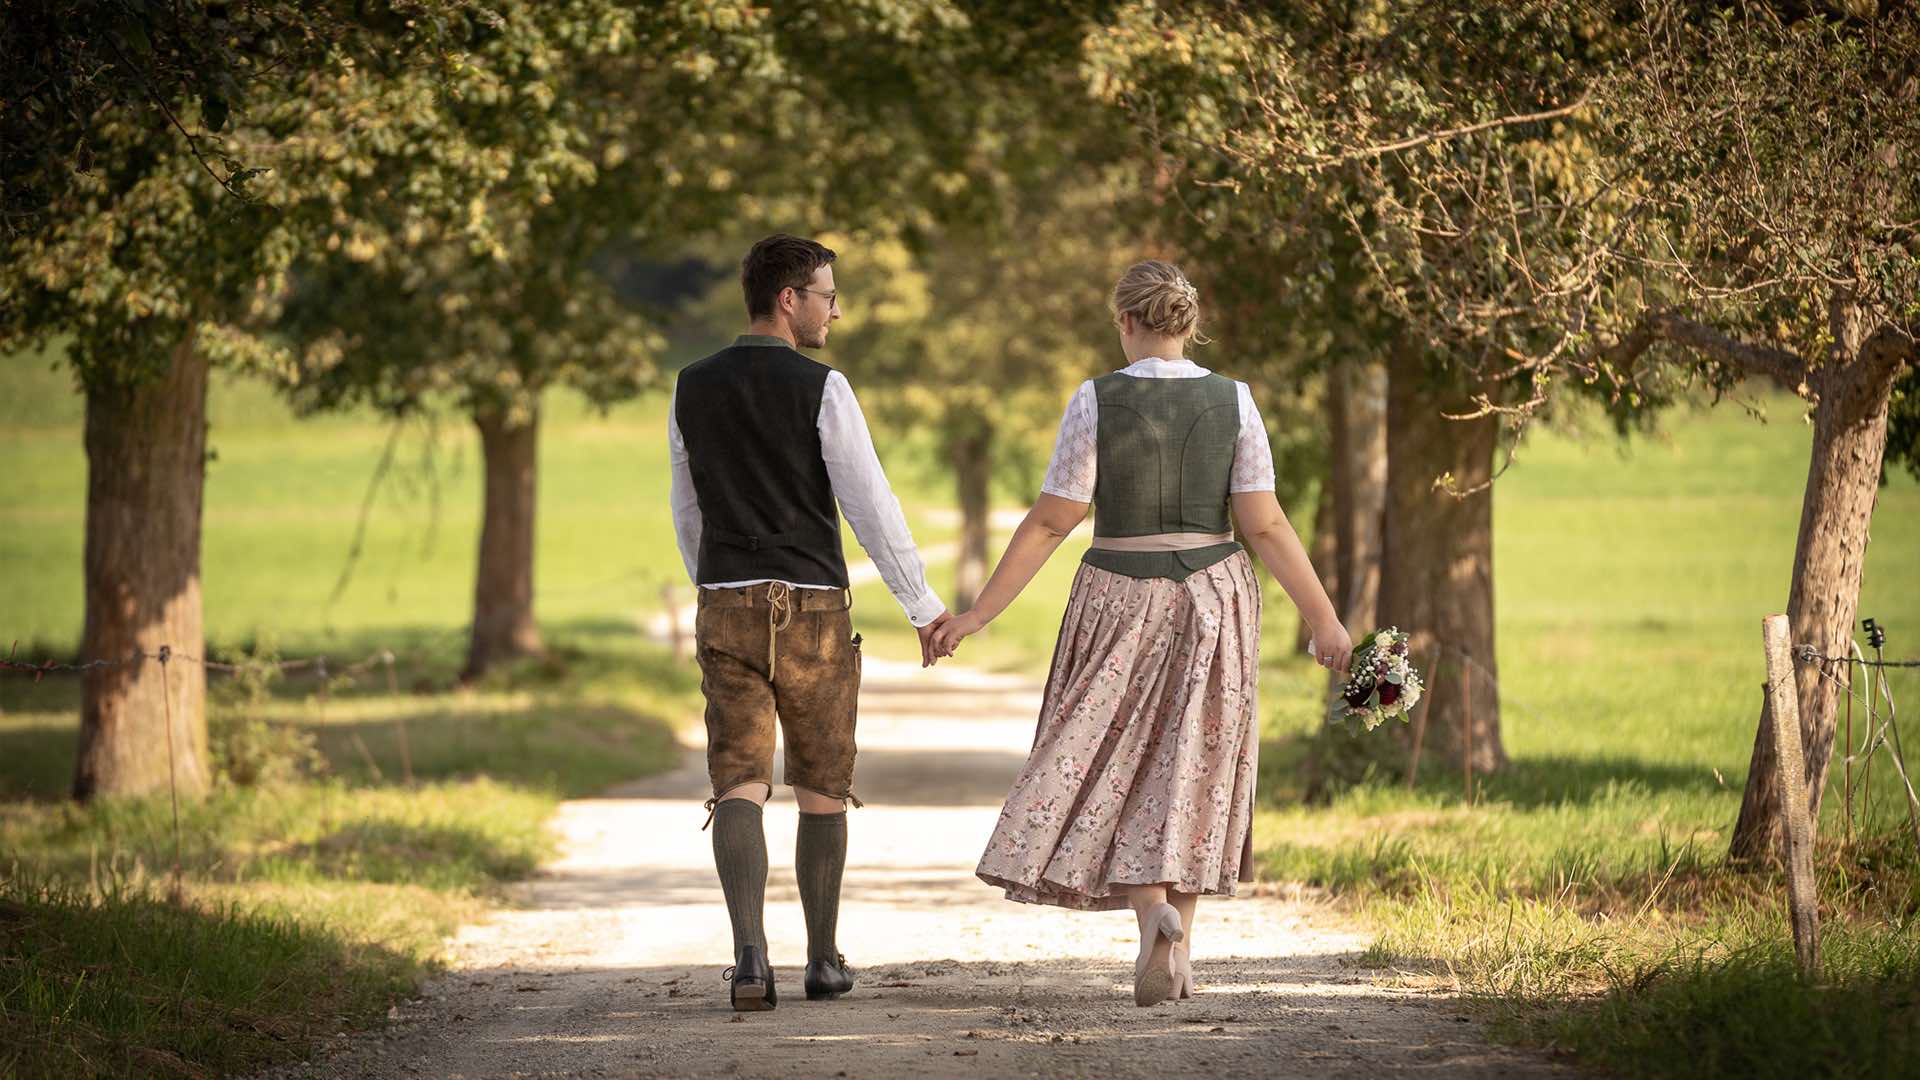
[{"x1": 1378, "y1": 683, "x2": 1402, "y2": 707}]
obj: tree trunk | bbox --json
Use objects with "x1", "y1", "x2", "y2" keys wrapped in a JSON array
[
  {"x1": 1309, "y1": 346, "x2": 1504, "y2": 794},
  {"x1": 1729, "y1": 324, "x2": 1908, "y2": 860},
  {"x1": 1333, "y1": 359, "x2": 1388, "y2": 633},
  {"x1": 73, "y1": 336, "x2": 211, "y2": 802},
  {"x1": 462, "y1": 402, "x2": 545, "y2": 682},
  {"x1": 1300, "y1": 361, "x2": 1386, "y2": 657},
  {"x1": 952, "y1": 428, "x2": 991, "y2": 612},
  {"x1": 1377, "y1": 345, "x2": 1505, "y2": 777},
  {"x1": 1294, "y1": 476, "x2": 1337, "y2": 655}
]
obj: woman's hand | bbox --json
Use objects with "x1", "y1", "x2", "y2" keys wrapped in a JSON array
[
  {"x1": 1307, "y1": 621, "x2": 1354, "y2": 673},
  {"x1": 932, "y1": 609, "x2": 987, "y2": 657}
]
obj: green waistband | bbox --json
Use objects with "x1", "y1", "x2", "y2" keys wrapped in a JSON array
[{"x1": 1079, "y1": 541, "x2": 1243, "y2": 582}]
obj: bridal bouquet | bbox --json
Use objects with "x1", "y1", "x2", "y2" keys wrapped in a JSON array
[{"x1": 1330, "y1": 627, "x2": 1424, "y2": 732}]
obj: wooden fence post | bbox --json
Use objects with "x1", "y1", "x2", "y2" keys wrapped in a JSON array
[{"x1": 1761, "y1": 613, "x2": 1821, "y2": 976}]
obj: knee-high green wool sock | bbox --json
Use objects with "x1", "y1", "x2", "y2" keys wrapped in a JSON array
[
  {"x1": 711, "y1": 799, "x2": 768, "y2": 955},
  {"x1": 795, "y1": 810, "x2": 847, "y2": 963}
]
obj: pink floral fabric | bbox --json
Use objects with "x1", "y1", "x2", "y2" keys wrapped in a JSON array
[{"x1": 976, "y1": 552, "x2": 1263, "y2": 911}]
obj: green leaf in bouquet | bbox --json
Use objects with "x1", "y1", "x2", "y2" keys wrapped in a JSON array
[
  {"x1": 1355, "y1": 629, "x2": 1381, "y2": 651},
  {"x1": 1384, "y1": 670, "x2": 1403, "y2": 685}
]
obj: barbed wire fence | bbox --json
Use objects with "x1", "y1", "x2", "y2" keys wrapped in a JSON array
[
  {"x1": 1793, "y1": 618, "x2": 1920, "y2": 856},
  {"x1": 0, "y1": 626, "x2": 496, "y2": 903},
  {"x1": 8, "y1": 607, "x2": 1916, "y2": 907}
]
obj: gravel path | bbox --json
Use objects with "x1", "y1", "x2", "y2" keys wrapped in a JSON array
[{"x1": 265, "y1": 657, "x2": 1588, "y2": 1079}]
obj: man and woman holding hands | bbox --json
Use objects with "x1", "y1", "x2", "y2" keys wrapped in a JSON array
[{"x1": 668, "y1": 234, "x2": 1349, "y2": 1012}]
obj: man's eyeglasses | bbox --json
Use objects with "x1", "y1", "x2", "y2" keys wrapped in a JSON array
[{"x1": 793, "y1": 287, "x2": 838, "y2": 306}]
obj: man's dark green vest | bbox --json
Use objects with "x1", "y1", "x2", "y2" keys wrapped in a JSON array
[
  {"x1": 675, "y1": 336, "x2": 850, "y2": 588},
  {"x1": 1082, "y1": 371, "x2": 1243, "y2": 582}
]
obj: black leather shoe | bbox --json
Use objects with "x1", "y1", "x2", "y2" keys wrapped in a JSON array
[
  {"x1": 803, "y1": 953, "x2": 855, "y2": 1001},
  {"x1": 721, "y1": 944, "x2": 776, "y2": 1011}
]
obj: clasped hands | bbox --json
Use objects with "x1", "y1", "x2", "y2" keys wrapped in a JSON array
[{"x1": 915, "y1": 609, "x2": 986, "y2": 667}]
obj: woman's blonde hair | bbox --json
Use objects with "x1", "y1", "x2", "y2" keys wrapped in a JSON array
[{"x1": 1110, "y1": 259, "x2": 1206, "y2": 343}]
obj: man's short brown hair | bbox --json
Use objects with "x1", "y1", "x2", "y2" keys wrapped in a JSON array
[{"x1": 741, "y1": 234, "x2": 837, "y2": 319}]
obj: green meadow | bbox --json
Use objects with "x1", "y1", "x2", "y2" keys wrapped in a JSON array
[{"x1": 3, "y1": 352, "x2": 1919, "y2": 1077}]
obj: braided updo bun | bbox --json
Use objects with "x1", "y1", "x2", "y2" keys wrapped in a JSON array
[{"x1": 1111, "y1": 259, "x2": 1203, "y2": 341}]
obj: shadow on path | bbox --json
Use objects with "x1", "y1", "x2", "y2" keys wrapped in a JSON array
[{"x1": 298, "y1": 957, "x2": 1582, "y2": 1080}]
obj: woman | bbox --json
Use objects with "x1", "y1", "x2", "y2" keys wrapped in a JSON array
[{"x1": 931, "y1": 260, "x2": 1352, "y2": 1006}]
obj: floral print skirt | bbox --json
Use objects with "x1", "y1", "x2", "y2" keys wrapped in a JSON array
[{"x1": 976, "y1": 552, "x2": 1262, "y2": 911}]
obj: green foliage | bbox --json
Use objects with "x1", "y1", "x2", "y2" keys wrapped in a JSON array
[
  {"x1": 1888, "y1": 366, "x2": 1919, "y2": 485},
  {"x1": 695, "y1": 5, "x2": 1142, "y2": 509},
  {"x1": 1, "y1": 1, "x2": 783, "y2": 402},
  {"x1": 263, "y1": 3, "x2": 779, "y2": 424},
  {"x1": 0, "y1": 1, "x2": 470, "y2": 243},
  {"x1": 1609, "y1": 4, "x2": 1919, "y2": 358},
  {"x1": 824, "y1": 181, "x2": 1132, "y2": 501},
  {"x1": 1093, "y1": 2, "x2": 1918, "y2": 415},
  {"x1": 1087, "y1": 3, "x2": 1624, "y2": 387}
]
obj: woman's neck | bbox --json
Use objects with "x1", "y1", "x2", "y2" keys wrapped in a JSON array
[{"x1": 1122, "y1": 337, "x2": 1187, "y2": 364}]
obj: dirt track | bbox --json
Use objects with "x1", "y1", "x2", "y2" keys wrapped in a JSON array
[{"x1": 263, "y1": 657, "x2": 1588, "y2": 1079}]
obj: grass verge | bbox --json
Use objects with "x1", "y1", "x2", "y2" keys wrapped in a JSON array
[{"x1": 1, "y1": 636, "x2": 697, "y2": 1078}]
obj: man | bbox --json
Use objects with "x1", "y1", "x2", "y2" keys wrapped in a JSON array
[{"x1": 668, "y1": 234, "x2": 951, "y2": 1012}]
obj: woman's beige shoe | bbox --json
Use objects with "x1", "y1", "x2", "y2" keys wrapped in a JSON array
[
  {"x1": 1133, "y1": 903, "x2": 1185, "y2": 1006},
  {"x1": 1172, "y1": 943, "x2": 1195, "y2": 999}
]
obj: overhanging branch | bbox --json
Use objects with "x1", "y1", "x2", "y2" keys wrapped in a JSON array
[
  {"x1": 1610, "y1": 311, "x2": 1811, "y2": 391},
  {"x1": 1860, "y1": 322, "x2": 1918, "y2": 378},
  {"x1": 1315, "y1": 94, "x2": 1591, "y2": 168}
]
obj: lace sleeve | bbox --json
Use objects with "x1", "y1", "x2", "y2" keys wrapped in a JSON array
[
  {"x1": 1039, "y1": 381, "x2": 1098, "y2": 502},
  {"x1": 1230, "y1": 381, "x2": 1277, "y2": 493}
]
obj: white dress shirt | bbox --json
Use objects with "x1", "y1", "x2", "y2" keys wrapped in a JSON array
[
  {"x1": 1040, "y1": 356, "x2": 1278, "y2": 503},
  {"x1": 668, "y1": 353, "x2": 946, "y2": 628}
]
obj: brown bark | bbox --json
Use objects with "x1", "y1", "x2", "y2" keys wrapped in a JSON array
[
  {"x1": 73, "y1": 337, "x2": 212, "y2": 802},
  {"x1": 1308, "y1": 346, "x2": 1504, "y2": 796},
  {"x1": 1333, "y1": 360, "x2": 1388, "y2": 633},
  {"x1": 1729, "y1": 315, "x2": 1910, "y2": 860},
  {"x1": 1295, "y1": 476, "x2": 1337, "y2": 655},
  {"x1": 1301, "y1": 362, "x2": 1387, "y2": 658},
  {"x1": 1376, "y1": 345, "x2": 1505, "y2": 777},
  {"x1": 462, "y1": 403, "x2": 545, "y2": 682},
  {"x1": 952, "y1": 428, "x2": 991, "y2": 612}
]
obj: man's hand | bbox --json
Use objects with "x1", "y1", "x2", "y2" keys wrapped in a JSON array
[{"x1": 917, "y1": 611, "x2": 955, "y2": 668}]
